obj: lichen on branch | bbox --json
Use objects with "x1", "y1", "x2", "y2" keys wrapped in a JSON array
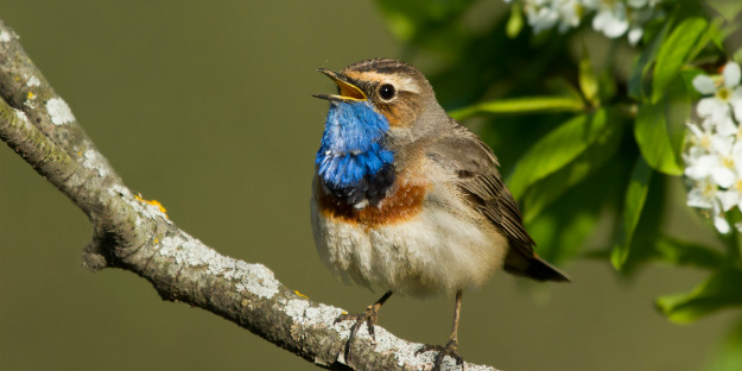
[{"x1": 0, "y1": 18, "x2": 498, "y2": 371}]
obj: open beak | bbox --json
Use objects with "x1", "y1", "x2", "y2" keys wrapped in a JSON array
[{"x1": 313, "y1": 68, "x2": 367, "y2": 102}]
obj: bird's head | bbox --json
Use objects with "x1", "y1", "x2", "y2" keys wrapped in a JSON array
[
  {"x1": 312, "y1": 59, "x2": 447, "y2": 199},
  {"x1": 313, "y1": 58, "x2": 441, "y2": 132}
]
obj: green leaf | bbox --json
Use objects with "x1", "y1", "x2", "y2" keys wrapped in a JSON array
[
  {"x1": 687, "y1": 17, "x2": 723, "y2": 62},
  {"x1": 628, "y1": 19, "x2": 671, "y2": 100},
  {"x1": 656, "y1": 268, "x2": 742, "y2": 324},
  {"x1": 508, "y1": 108, "x2": 611, "y2": 198},
  {"x1": 522, "y1": 121, "x2": 622, "y2": 222},
  {"x1": 579, "y1": 44, "x2": 599, "y2": 107},
  {"x1": 527, "y1": 207, "x2": 599, "y2": 266},
  {"x1": 449, "y1": 96, "x2": 585, "y2": 120},
  {"x1": 506, "y1": 2, "x2": 524, "y2": 39},
  {"x1": 652, "y1": 236, "x2": 725, "y2": 269},
  {"x1": 598, "y1": 68, "x2": 617, "y2": 104},
  {"x1": 611, "y1": 156, "x2": 653, "y2": 270},
  {"x1": 526, "y1": 153, "x2": 632, "y2": 265},
  {"x1": 665, "y1": 75, "x2": 692, "y2": 161},
  {"x1": 611, "y1": 172, "x2": 666, "y2": 276},
  {"x1": 651, "y1": 17, "x2": 708, "y2": 103},
  {"x1": 545, "y1": 77, "x2": 583, "y2": 102},
  {"x1": 634, "y1": 100, "x2": 684, "y2": 175},
  {"x1": 703, "y1": 317, "x2": 742, "y2": 371}
]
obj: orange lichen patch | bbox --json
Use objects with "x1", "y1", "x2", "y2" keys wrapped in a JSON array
[
  {"x1": 135, "y1": 194, "x2": 168, "y2": 214},
  {"x1": 294, "y1": 290, "x2": 309, "y2": 299},
  {"x1": 318, "y1": 181, "x2": 428, "y2": 228}
]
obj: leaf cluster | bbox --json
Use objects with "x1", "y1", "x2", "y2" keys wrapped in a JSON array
[{"x1": 375, "y1": 1, "x2": 742, "y2": 367}]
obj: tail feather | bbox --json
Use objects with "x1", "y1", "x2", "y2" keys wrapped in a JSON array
[{"x1": 504, "y1": 250, "x2": 570, "y2": 282}]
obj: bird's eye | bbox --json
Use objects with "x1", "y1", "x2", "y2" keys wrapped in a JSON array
[{"x1": 379, "y1": 84, "x2": 396, "y2": 100}]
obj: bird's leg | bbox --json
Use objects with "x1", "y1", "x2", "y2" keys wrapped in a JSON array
[
  {"x1": 335, "y1": 291, "x2": 393, "y2": 357},
  {"x1": 417, "y1": 290, "x2": 466, "y2": 371}
]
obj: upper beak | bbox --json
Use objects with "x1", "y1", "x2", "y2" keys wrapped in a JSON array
[{"x1": 313, "y1": 68, "x2": 367, "y2": 102}]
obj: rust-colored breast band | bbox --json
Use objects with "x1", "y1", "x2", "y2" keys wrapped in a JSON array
[{"x1": 318, "y1": 182, "x2": 427, "y2": 227}]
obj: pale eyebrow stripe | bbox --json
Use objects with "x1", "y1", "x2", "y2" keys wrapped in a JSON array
[{"x1": 358, "y1": 72, "x2": 421, "y2": 94}]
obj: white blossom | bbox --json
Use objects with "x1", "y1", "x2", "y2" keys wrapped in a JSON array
[
  {"x1": 523, "y1": 0, "x2": 584, "y2": 34},
  {"x1": 511, "y1": 0, "x2": 662, "y2": 45},
  {"x1": 685, "y1": 124, "x2": 736, "y2": 187},
  {"x1": 685, "y1": 173, "x2": 732, "y2": 234},
  {"x1": 591, "y1": 1, "x2": 629, "y2": 38},
  {"x1": 524, "y1": 0, "x2": 561, "y2": 33},
  {"x1": 693, "y1": 62, "x2": 742, "y2": 124},
  {"x1": 684, "y1": 62, "x2": 742, "y2": 234}
]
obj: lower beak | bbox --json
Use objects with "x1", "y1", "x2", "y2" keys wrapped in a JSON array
[{"x1": 313, "y1": 68, "x2": 367, "y2": 102}]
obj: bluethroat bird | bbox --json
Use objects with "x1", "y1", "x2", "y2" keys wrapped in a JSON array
[{"x1": 311, "y1": 58, "x2": 569, "y2": 370}]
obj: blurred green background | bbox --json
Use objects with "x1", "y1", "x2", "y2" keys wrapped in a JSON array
[{"x1": 0, "y1": 1, "x2": 736, "y2": 371}]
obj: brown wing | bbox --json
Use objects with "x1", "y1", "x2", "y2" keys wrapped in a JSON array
[{"x1": 425, "y1": 126, "x2": 569, "y2": 282}]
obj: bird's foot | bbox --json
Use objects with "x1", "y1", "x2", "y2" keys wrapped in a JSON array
[
  {"x1": 335, "y1": 304, "x2": 382, "y2": 361},
  {"x1": 416, "y1": 339, "x2": 465, "y2": 371},
  {"x1": 335, "y1": 303, "x2": 380, "y2": 342}
]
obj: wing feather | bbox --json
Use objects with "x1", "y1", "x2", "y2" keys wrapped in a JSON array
[
  {"x1": 425, "y1": 127, "x2": 535, "y2": 256},
  {"x1": 425, "y1": 122, "x2": 569, "y2": 282}
]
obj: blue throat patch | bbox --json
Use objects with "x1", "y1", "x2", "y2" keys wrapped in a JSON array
[{"x1": 316, "y1": 100, "x2": 395, "y2": 205}]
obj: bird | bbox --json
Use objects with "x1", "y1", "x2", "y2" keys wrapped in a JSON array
[{"x1": 310, "y1": 58, "x2": 569, "y2": 370}]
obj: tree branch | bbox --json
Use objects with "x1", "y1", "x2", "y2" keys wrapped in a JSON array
[{"x1": 0, "y1": 19, "x2": 498, "y2": 371}]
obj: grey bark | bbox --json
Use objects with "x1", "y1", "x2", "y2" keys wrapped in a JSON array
[{"x1": 0, "y1": 19, "x2": 498, "y2": 371}]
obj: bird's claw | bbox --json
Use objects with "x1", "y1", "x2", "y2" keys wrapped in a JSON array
[
  {"x1": 335, "y1": 305, "x2": 380, "y2": 361},
  {"x1": 416, "y1": 339, "x2": 465, "y2": 371},
  {"x1": 335, "y1": 304, "x2": 379, "y2": 340}
]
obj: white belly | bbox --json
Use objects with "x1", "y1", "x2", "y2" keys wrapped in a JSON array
[{"x1": 310, "y1": 197, "x2": 508, "y2": 298}]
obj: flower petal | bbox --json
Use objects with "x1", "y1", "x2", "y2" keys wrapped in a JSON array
[
  {"x1": 701, "y1": 117, "x2": 715, "y2": 131},
  {"x1": 714, "y1": 214, "x2": 730, "y2": 233},
  {"x1": 593, "y1": 8, "x2": 629, "y2": 37},
  {"x1": 697, "y1": 97, "x2": 730, "y2": 119},
  {"x1": 688, "y1": 122, "x2": 704, "y2": 138},
  {"x1": 687, "y1": 146, "x2": 707, "y2": 162},
  {"x1": 687, "y1": 187, "x2": 712, "y2": 208},
  {"x1": 592, "y1": 11, "x2": 609, "y2": 30},
  {"x1": 604, "y1": 17, "x2": 629, "y2": 37},
  {"x1": 711, "y1": 135, "x2": 734, "y2": 154},
  {"x1": 734, "y1": 144, "x2": 742, "y2": 174},
  {"x1": 685, "y1": 155, "x2": 717, "y2": 179},
  {"x1": 718, "y1": 190, "x2": 740, "y2": 211},
  {"x1": 712, "y1": 167, "x2": 736, "y2": 188},
  {"x1": 715, "y1": 115, "x2": 738, "y2": 136},
  {"x1": 692, "y1": 74, "x2": 717, "y2": 95},
  {"x1": 628, "y1": 27, "x2": 643, "y2": 45},
  {"x1": 581, "y1": 0, "x2": 600, "y2": 9},
  {"x1": 528, "y1": 8, "x2": 559, "y2": 33},
  {"x1": 731, "y1": 87, "x2": 742, "y2": 122},
  {"x1": 723, "y1": 62, "x2": 741, "y2": 89}
]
